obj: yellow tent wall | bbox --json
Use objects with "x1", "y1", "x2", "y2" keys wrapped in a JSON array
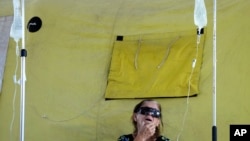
[{"x1": 0, "y1": 0, "x2": 250, "y2": 141}]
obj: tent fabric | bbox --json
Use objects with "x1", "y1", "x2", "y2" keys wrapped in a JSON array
[
  {"x1": 1, "y1": 1, "x2": 250, "y2": 141},
  {"x1": 105, "y1": 30, "x2": 205, "y2": 99},
  {"x1": 0, "y1": 16, "x2": 12, "y2": 93}
]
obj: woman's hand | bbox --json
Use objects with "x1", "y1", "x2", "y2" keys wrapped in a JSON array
[{"x1": 134, "y1": 121, "x2": 156, "y2": 141}]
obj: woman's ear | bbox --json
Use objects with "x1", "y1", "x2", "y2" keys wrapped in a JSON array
[{"x1": 133, "y1": 113, "x2": 137, "y2": 122}]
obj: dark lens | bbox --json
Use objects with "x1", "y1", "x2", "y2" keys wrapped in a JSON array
[{"x1": 139, "y1": 107, "x2": 161, "y2": 118}]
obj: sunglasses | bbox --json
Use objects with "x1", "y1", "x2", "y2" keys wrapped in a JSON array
[{"x1": 137, "y1": 107, "x2": 161, "y2": 118}]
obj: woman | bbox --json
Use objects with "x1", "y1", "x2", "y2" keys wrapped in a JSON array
[{"x1": 118, "y1": 99, "x2": 170, "y2": 141}]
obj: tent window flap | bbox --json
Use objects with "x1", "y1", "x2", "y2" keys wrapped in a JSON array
[{"x1": 105, "y1": 30, "x2": 205, "y2": 99}]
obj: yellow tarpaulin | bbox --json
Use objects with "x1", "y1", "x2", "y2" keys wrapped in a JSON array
[
  {"x1": 105, "y1": 30, "x2": 205, "y2": 99},
  {"x1": 2, "y1": 1, "x2": 250, "y2": 141}
]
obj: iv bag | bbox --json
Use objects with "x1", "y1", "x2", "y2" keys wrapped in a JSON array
[
  {"x1": 194, "y1": 0, "x2": 207, "y2": 34},
  {"x1": 10, "y1": 0, "x2": 23, "y2": 42}
]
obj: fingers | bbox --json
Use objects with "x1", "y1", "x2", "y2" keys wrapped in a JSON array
[
  {"x1": 145, "y1": 122, "x2": 155, "y2": 129},
  {"x1": 146, "y1": 123, "x2": 156, "y2": 135},
  {"x1": 137, "y1": 122, "x2": 156, "y2": 140},
  {"x1": 139, "y1": 123, "x2": 155, "y2": 138}
]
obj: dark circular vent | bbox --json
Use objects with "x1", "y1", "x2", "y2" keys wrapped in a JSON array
[{"x1": 27, "y1": 16, "x2": 42, "y2": 32}]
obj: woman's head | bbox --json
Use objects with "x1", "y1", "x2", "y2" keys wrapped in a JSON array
[{"x1": 132, "y1": 99, "x2": 163, "y2": 137}]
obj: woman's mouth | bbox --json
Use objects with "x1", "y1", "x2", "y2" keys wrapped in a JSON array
[{"x1": 145, "y1": 118, "x2": 152, "y2": 122}]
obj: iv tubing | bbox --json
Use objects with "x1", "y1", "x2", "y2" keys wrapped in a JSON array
[
  {"x1": 20, "y1": 0, "x2": 26, "y2": 141},
  {"x1": 212, "y1": 0, "x2": 217, "y2": 141}
]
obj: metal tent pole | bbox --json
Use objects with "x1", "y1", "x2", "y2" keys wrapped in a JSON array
[
  {"x1": 212, "y1": 0, "x2": 217, "y2": 140},
  {"x1": 20, "y1": 0, "x2": 26, "y2": 141}
]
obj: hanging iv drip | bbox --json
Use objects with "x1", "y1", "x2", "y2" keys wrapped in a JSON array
[
  {"x1": 194, "y1": 0, "x2": 207, "y2": 43},
  {"x1": 10, "y1": 0, "x2": 23, "y2": 46},
  {"x1": 10, "y1": 0, "x2": 23, "y2": 57},
  {"x1": 10, "y1": 0, "x2": 23, "y2": 40},
  {"x1": 10, "y1": 0, "x2": 23, "y2": 84}
]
